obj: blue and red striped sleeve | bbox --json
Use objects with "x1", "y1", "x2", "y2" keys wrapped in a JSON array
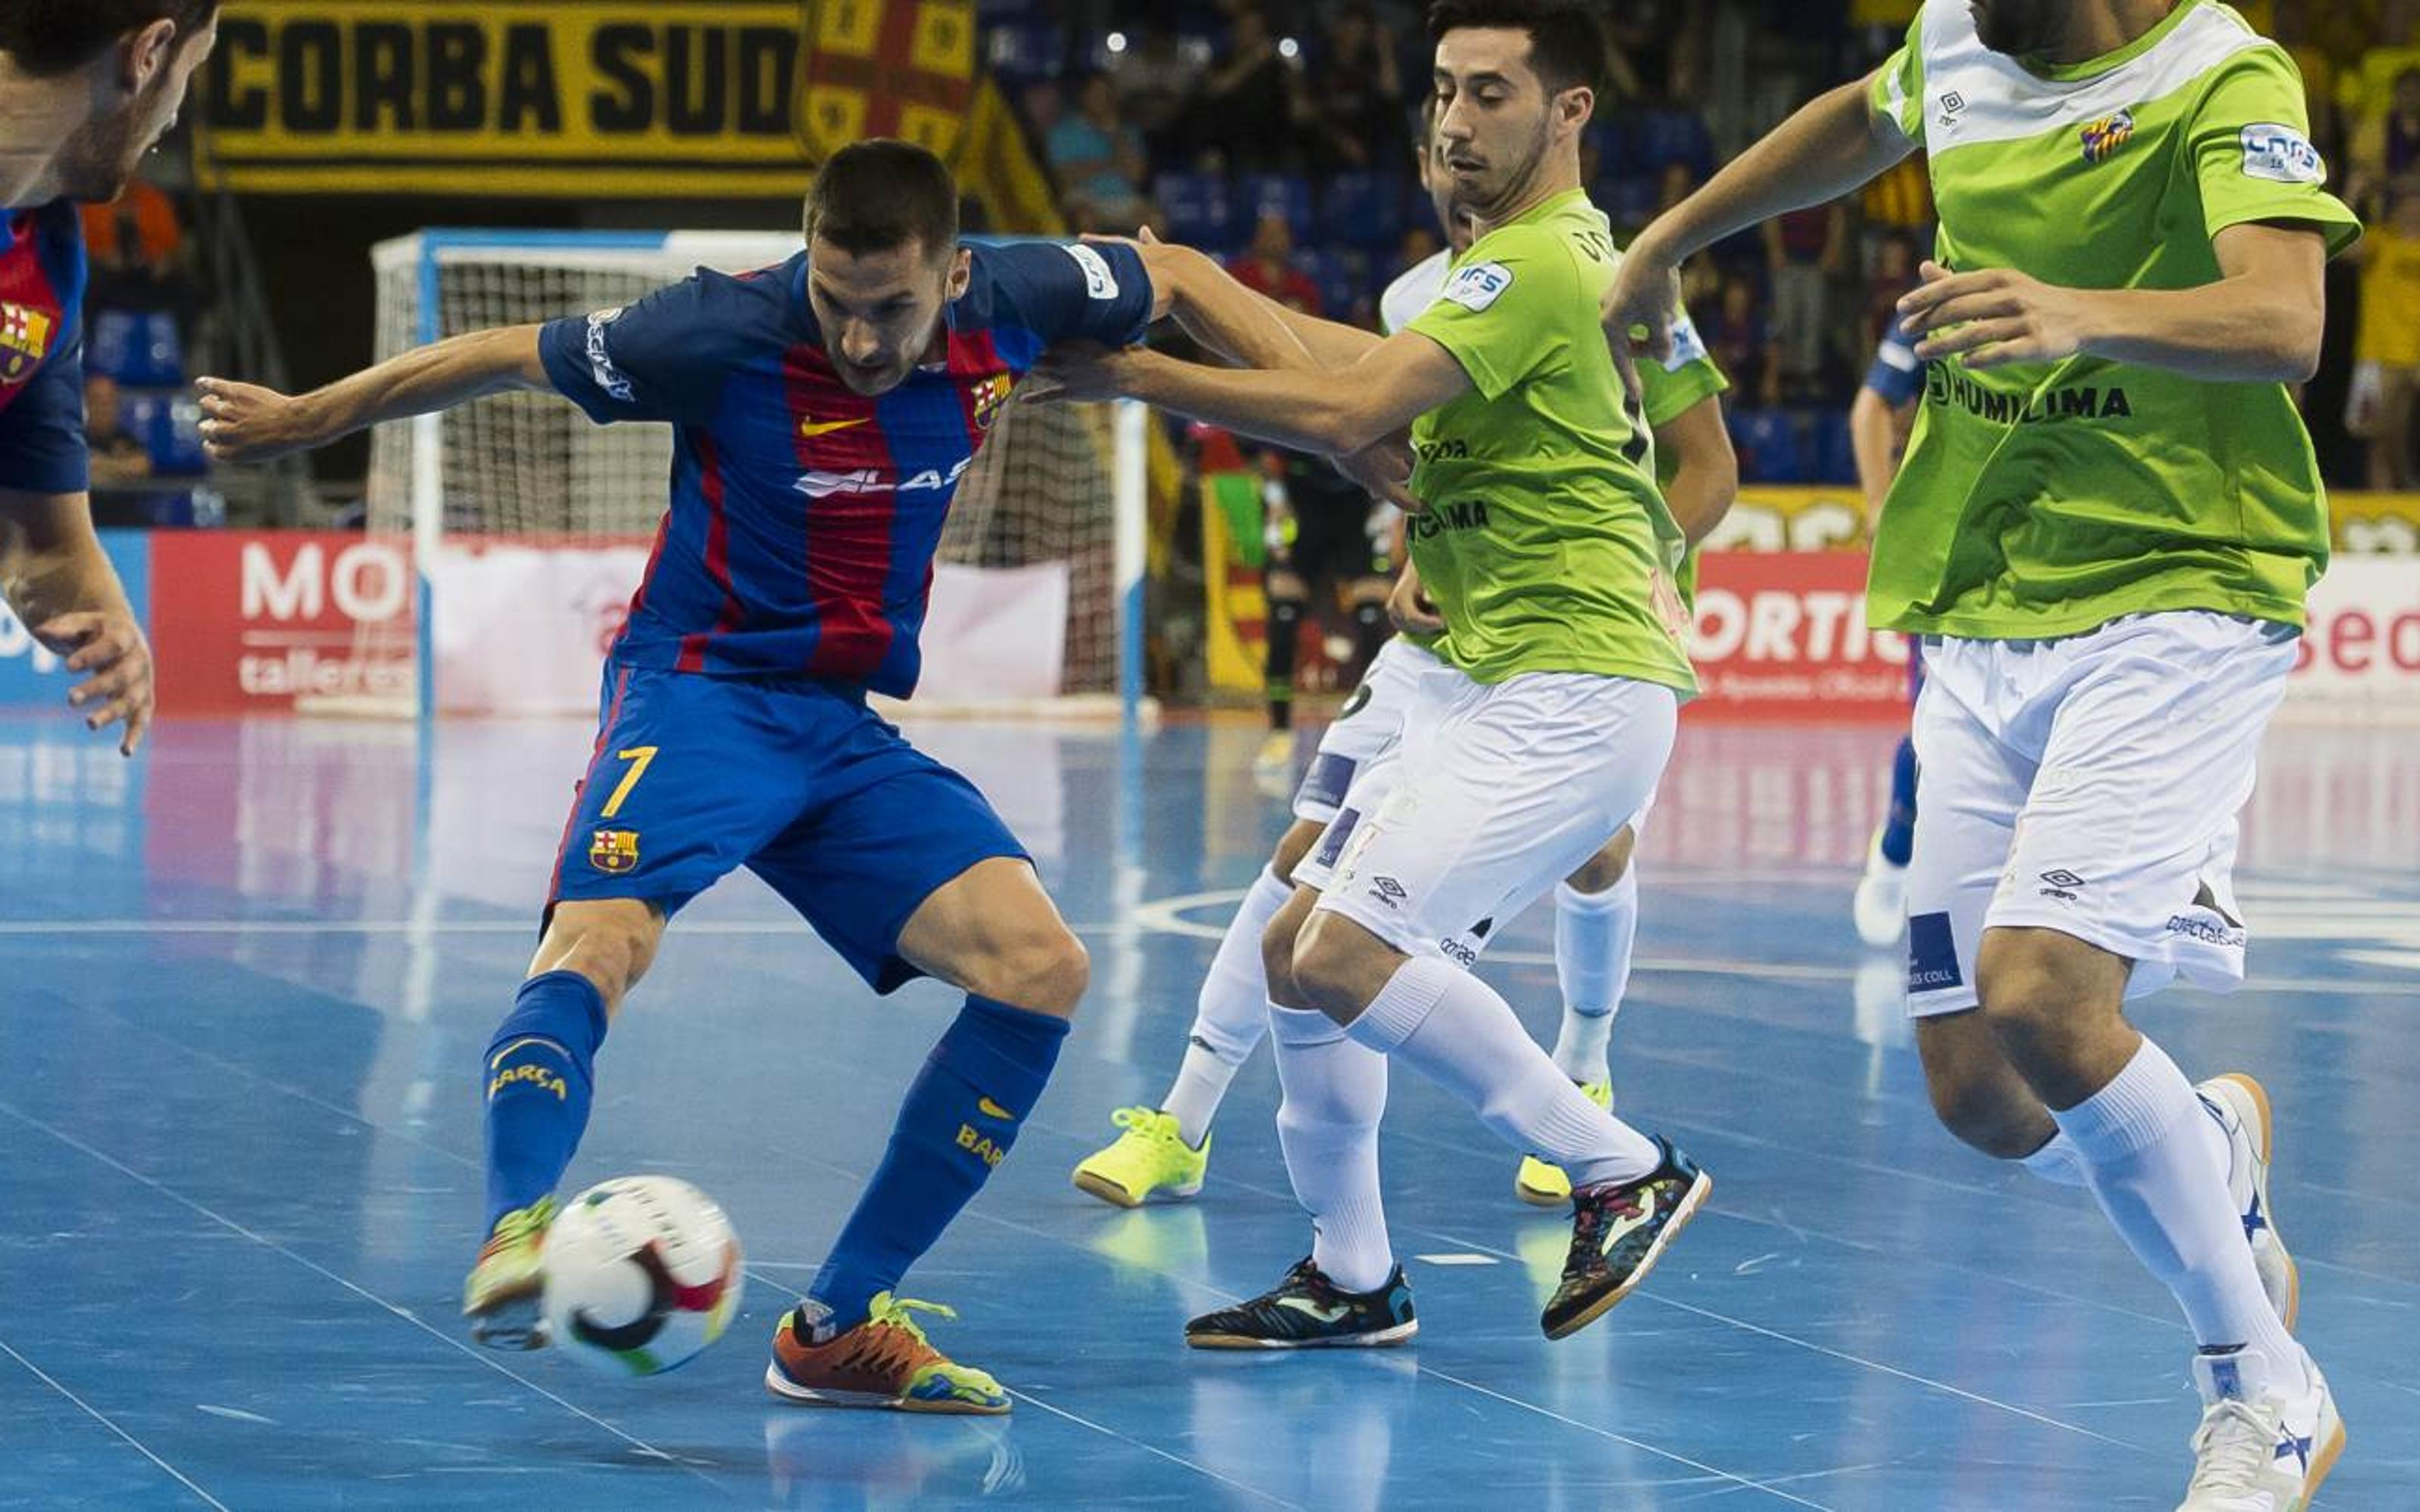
[
  {"x1": 979, "y1": 241, "x2": 1153, "y2": 348},
  {"x1": 538, "y1": 269, "x2": 757, "y2": 426}
]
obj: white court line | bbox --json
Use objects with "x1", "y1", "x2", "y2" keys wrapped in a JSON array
[
  {"x1": 70, "y1": 986, "x2": 2135, "y2": 1499},
  {"x1": 0, "y1": 1336, "x2": 231, "y2": 1510},
  {"x1": 42, "y1": 999, "x2": 1295, "y2": 1507},
  {"x1": 1410, "y1": 1365, "x2": 1834, "y2": 1510},
  {"x1": 0, "y1": 1097, "x2": 722, "y2": 1492}
]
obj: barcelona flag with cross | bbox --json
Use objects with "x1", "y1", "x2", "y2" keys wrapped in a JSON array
[{"x1": 798, "y1": 0, "x2": 979, "y2": 166}]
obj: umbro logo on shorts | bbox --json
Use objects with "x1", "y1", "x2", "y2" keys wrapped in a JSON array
[
  {"x1": 1370, "y1": 876, "x2": 1409, "y2": 909},
  {"x1": 2039, "y1": 869, "x2": 2087, "y2": 901}
]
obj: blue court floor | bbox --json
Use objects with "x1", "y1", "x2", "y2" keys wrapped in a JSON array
[{"x1": 0, "y1": 709, "x2": 2413, "y2": 1509}]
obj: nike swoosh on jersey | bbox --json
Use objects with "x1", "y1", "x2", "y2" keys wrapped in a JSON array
[
  {"x1": 977, "y1": 1096, "x2": 1018, "y2": 1121},
  {"x1": 799, "y1": 417, "x2": 869, "y2": 438},
  {"x1": 1274, "y1": 1296, "x2": 1352, "y2": 1324}
]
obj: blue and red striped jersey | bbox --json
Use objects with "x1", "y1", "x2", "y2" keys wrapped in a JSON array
[
  {"x1": 0, "y1": 200, "x2": 90, "y2": 496},
  {"x1": 538, "y1": 240, "x2": 1152, "y2": 696}
]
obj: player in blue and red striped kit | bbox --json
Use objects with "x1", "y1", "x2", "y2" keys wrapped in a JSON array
[
  {"x1": 202, "y1": 140, "x2": 1320, "y2": 1411},
  {"x1": 2, "y1": 1, "x2": 220, "y2": 752}
]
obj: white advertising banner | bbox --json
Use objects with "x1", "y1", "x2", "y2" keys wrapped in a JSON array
[
  {"x1": 428, "y1": 544, "x2": 1069, "y2": 714},
  {"x1": 2281, "y1": 556, "x2": 2420, "y2": 720}
]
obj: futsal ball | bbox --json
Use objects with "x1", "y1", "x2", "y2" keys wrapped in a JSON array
[{"x1": 543, "y1": 1176, "x2": 744, "y2": 1376}]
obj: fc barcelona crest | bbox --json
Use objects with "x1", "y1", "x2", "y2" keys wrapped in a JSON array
[
  {"x1": 0, "y1": 300, "x2": 54, "y2": 385},
  {"x1": 589, "y1": 829, "x2": 640, "y2": 875},
  {"x1": 799, "y1": 0, "x2": 979, "y2": 166}
]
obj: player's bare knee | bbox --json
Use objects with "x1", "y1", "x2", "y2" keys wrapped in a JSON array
[
  {"x1": 533, "y1": 901, "x2": 661, "y2": 1010},
  {"x1": 1925, "y1": 1066, "x2": 2049, "y2": 1160},
  {"x1": 1562, "y1": 826, "x2": 1637, "y2": 895},
  {"x1": 1975, "y1": 933, "x2": 2109, "y2": 1070},
  {"x1": 1288, "y1": 912, "x2": 1395, "y2": 1026},
  {"x1": 1269, "y1": 819, "x2": 1324, "y2": 886},
  {"x1": 982, "y1": 928, "x2": 1088, "y2": 1015}
]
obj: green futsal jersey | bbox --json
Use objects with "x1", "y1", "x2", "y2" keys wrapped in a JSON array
[
  {"x1": 1380, "y1": 239, "x2": 1727, "y2": 631},
  {"x1": 1869, "y1": 0, "x2": 2359, "y2": 638},
  {"x1": 1404, "y1": 189, "x2": 1701, "y2": 692}
]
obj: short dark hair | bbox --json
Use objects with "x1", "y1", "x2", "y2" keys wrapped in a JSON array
[
  {"x1": 803, "y1": 139, "x2": 961, "y2": 261},
  {"x1": 0, "y1": 0, "x2": 219, "y2": 79},
  {"x1": 1427, "y1": 0, "x2": 1609, "y2": 100}
]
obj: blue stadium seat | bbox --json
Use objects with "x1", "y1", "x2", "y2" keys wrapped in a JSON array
[
  {"x1": 1728, "y1": 407, "x2": 1810, "y2": 484},
  {"x1": 1807, "y1": 408, "x2": 1858, "y2": 485},
  {"x1": 1635, "y1": 108, "x2": 1717, "y2": 179},
  {"x1": 986, "y1": 21, "x2": 1064, "y2": 82},
  {"x1": 1322, "y1": 172, "x2": 1404, "y2": 251},
  {"x1": 1600, "y1": 174, "x2": 1658, "y2": 228},
  {"x1": 148, "y1": 392, "x2": 209, "y2": 476},
  {"x1": 88, "y1": 309, "x2": 184, "y2": 386},
  {"x1": 1156, "y1": 172, "x2": 1235, "y2": 251},
  {"x1": 1236, "y1": 174, "x2": 1315, "y2": 243}
]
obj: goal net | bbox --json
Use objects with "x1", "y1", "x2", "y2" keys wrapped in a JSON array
[{"x1": 335, "y1": 230, "x2": 1145, "y2": 720}]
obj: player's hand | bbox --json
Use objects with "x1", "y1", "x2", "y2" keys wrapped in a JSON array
[
  {"x1": 1334, "y1": 437, "x2": 1423, "y2": 514},
  {"x1": 33, "y1": 608, "x2": 154, "y2": 755},
  {"x1": 1898, "y1": 260, "x2": 2092, "y2": 370},
  {"x1": 1386, "y1": 563, "x2": 1444, "y2": 637},
  {"x1": 196, "y1": 377, "x2": 323, "y2": 463},
  {"x1": 1023, "y1": 341, "x2": 1134, "y2": 404},
  {"x1": 1600, "y1": 239, "x2": 1683, "y2": 411}
]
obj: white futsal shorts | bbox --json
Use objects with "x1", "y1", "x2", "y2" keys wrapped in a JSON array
[
  {"x1": 1903, "y1": 610, "x2": 2297, "y2": 1018},
  {"x1": 1292, "y1": 637, "x2": 1444, "y2": 824},
  {"x1": 1298, "y1": 664, "x2": 1677, "y2": 967}
]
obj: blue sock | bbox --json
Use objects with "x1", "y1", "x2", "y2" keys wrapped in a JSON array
[
  {"x1": 1880, "y1": 734, "x2": 1918, "y2": 866},
  {"x1": 482, "y1": 971, "x2": 607, "y2": 1233},
  {"x1": 804, "y1": 996, "x2": 1069, "y2": 1335}
]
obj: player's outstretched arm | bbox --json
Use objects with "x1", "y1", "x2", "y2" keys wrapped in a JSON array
[
  {"x1": 1117, "y1": 231, "x2": 1380, "y2": 370},
  {"x1": 1603, "y1": 74, "x2": 1912, "y2": 389},
  {"x1": 1029, "y1": 330, "x2": 1466, "y2": 478},
  {"x1": 1898, "y1": 225, "x2": 2330, "y2": 383},
  {"x1": 1650, "y1": 395, "x2": 1739, "y2": 547},
  {"x1": 0, "y1": 489, "x2": 154, "y2": 754},
  {"x1": 198, "y1": 325, "x2": 551, "y2": 464}
]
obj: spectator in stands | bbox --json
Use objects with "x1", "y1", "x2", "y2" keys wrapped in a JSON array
[
  {"x1": 2341, "y1": 0, "x2": 2420, "y2": 148},
  {"x1": 79, "y1": 172, "x2": 197, "y2": 336},
  {"x1": 1705, "y1": 272, "x2": 1782, "y2": 408},
  {"x1": 2351, "y1": 67, "x2": 2420, "y2": 215},
  {"x1": 1109, "y1": 21, "x2": 1193, "y2": 166},
  {"x1": 1227, "y1": 210, "x2": 1321, "y2": 316},
  {"x1": 2347, "y1": 175, "x2": 2420, "y2": 488},
  {"x1": 1047, "y1": 73, "x2": 1153, "y2": 231},
  {"x1": 1304, "y1": 5, "x2": 1404, "y2": 174},
  {"x1": 1764, "y1": 200, "x2": 1848, "y2": 397},
  {"x1": 1199, "y1": 5, "x2": 1302, "y2": 173},
  {"x1": 83, "y1": 374, "x2": 153, "y2": 489},
  {"x1": 1861, "y1": 231, "x2": 1921, "y2": 354}
]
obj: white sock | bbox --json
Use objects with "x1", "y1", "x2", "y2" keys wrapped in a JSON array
[
  {"x1": 1348, "y1": 956, "x2": 1661, "y2": 1188},
  {"x1": 1552, "y1": 872, "x2": 1637, "y2": 1083},
  {"x1": 2020, "y1": 1130, "x2": 2089, "y2": 1188},
  {"x1": 1160, "y1": 867, "x2": 1292, "y2": 1145},
  {"x1": 2052, "y1": 1038, "x2": 2300, "y2": 1369},
  {"x1": 1270, "y1": 1005, "x2": 1394, "y2": 1293}
]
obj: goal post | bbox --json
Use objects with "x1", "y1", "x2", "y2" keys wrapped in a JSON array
[{"x1": 330, "y1": 228, "x2": 1150, "y2": 723}]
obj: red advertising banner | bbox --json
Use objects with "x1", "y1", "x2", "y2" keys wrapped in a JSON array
[
  {"x1": 149, "y1": 531, "x2": 415, "y2": 715},
  {"x1": 1686, "y1": 551, "x2": 1913, "y2": 722}
]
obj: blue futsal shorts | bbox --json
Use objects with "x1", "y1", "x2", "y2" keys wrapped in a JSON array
[{"x1": 546, "y1": 658, "x2": 1027, "y2": 993}]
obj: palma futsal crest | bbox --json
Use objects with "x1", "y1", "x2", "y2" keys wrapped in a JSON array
[{"x1": 798, "y1": 0, "x2": 979, "y2": 167}]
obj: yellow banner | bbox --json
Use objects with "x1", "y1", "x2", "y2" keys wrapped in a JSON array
[{"x1": 194, "y1": 0, "x2": 978, "y2": 197}]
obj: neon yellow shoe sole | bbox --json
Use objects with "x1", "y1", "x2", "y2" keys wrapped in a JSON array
[
  {"x1": 463, "y1": 1197, "x2": 557, "y2": 1349},
  {"x1": 1072, "y1": 1107, "x2": 1208, "y2": 1209}
]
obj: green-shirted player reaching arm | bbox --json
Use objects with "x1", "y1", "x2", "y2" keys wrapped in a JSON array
[
  {"x1": 1604, "y1": 2, "x2": 2356, "y2": 1506},
  {"x1": 1032, "y1": 0, "x2": 1714, "y2": 1349}
]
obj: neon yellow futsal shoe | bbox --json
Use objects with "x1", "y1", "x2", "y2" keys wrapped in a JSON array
[
  {"x1": 1515, "y1": 1081, "x2": 1616, "y2": 1207},
  {"x1": 463, "y1": 1196, "x2": 557, "y2": 1349},
  {"x1": 1072, "y1": 1107, "x2": 1208, "y2": 1208}
]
